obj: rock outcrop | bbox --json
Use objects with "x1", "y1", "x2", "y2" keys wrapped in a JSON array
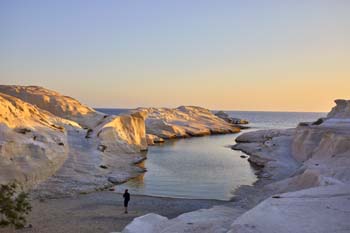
[
  {"x1": 0, "y1": 85, "x2": 150, "y2": 196},
  {"x1": 215, "y1": 111, "x2": 249, "y2": 125},
  {"x1": 123, "y1": 99, "x2": 350, "y2": 233},
  {"x1": 1, "y1": 85, "x2": 240, "y2": 197},
  {"x1": 0, "y1": 85, "x2": 105, "y2": 128},
  {"x1": 133, "y1": 106, "x2": 240, "y2": 139},
  {"x1": 327, "y1": 99, "x2": 350, "y2": 119},
  {"x1": 95, "y1": 112, "x2": 148, "y2": 153},
  {"x1": 229, "y1": 184, "x2": 350, "y2": 233},
  {"x1": 146, "y1": 134, "x2": 165, "y2": 145},
  {"x1": 0, "y1": 93, "x2": 74, "y2": 189}
]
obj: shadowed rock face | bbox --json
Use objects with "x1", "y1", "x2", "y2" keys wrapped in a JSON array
[
  {"x1": 327, "y1": 99, "x2": 350, "y2": 119},
  {"x1": 133, "y1": 106, "x2": 240, "y2": 139},
  {"x1": 0, "y1": 85, "x2": 104, "y2": 128}
]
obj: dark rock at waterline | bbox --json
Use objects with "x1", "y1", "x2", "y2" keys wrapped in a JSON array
[
  {"x1": 215, "y1": 111, "x2": 249, "y2": 125},
  {"x1": 312, "y1": 118, "x2": 325, "y2": 125},
  {"x1": 240, "y1": 155, "x2": 247, "y2": 158}
]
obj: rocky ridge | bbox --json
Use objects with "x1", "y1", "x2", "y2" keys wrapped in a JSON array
[{"x1": 133, "y1": 106, "x2": 241, "y2": 140}]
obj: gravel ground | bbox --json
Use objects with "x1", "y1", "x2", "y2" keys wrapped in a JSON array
[{"x1": 0, "y1": 191, "x2": 227, "y2": 233}]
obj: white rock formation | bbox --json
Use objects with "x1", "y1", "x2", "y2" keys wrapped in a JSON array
[
  {"x1": 123, "y1": 206, "x2": 245, "y2": 233},
  {"x1": 0, "y1": 85, "x2": 105, "y2": 128},
  {"x1": 229, "y1": 184, "x2": 350, "y2": 233},
  {"x1": 95, "y1": 111, "x2": 148, "y2": 153},
  {"x1": 122, "y1": 99, "x2": 350, "y2": 233},
  {"x1": 0, "y1": 85, "x2": 150, "y2": 196},
  {"x1": 133, "y1": 106, "x2": 240, "y2": 139},
  {"x1": 122, "y1": 214, "x2": 169, "y2": 233},
  {"x1": 0, "y1": 93, "x2": 74, "y2": 189}
]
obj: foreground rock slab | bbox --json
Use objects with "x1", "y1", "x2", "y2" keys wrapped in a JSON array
[
  {"x1": 229, "y1": 184, "x2": 350, "y2": 233},
  {"x1": 122, "y1": 206, "x2": 245, "y2": 233}
]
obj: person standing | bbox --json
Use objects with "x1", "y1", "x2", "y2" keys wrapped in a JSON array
[{"x1": 123, "y1": 189, "x2": 130, "y2": 214}]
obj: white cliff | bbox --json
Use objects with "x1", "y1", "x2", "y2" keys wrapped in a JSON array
[{"x1": 0, "y1": 93, "x2": 76, "y2": 189}]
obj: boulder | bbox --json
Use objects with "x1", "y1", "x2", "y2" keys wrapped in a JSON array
[{"x1": 122, "y1": 213, "x2": 168, "y2": 233}]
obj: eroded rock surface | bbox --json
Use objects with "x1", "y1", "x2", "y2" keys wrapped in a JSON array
[
  {"x1": 0, "y1": 85, "x2": 105, "y2": 128},
  {"x1": 0, "y1": 86, "x2": 149, "y2": 197},
  {"x1": 133, "y1": 106, "x2": 240, "y2": 139},
  {"x1": 0, "y1": 93, "x2": 73, "y2": 189}
]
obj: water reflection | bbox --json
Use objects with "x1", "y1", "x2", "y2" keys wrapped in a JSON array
[{"x1": 117, "y1": 134, "x2": 258, "y2": 201}]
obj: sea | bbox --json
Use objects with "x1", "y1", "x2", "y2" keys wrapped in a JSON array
[{"x1": 96, "y1": 109, "x2": 326, "y2": 201}]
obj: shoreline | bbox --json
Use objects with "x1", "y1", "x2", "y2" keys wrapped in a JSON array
[
  {"x1": 1, "y1": 191, "x2": 228, "y2": 233},
  {"x1": 2, "y1": 129, "x2": 296, "y2": 233},
  {"x1": 3, "y1": 131, "x2": 266, "y2": 233}
]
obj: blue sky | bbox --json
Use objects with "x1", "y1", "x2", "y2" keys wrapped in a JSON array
[{"x1": 1, "y1": 0, "x2": 349, "y2": 111}]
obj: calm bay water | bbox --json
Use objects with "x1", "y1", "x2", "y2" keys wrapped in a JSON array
[{"x1": 96, "y1": 108, "x2": 326, "y2": 200}]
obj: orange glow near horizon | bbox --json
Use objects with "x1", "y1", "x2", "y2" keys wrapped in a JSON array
[{"x1": 1, "y1": 1, "x2": 349, "y2": 112}]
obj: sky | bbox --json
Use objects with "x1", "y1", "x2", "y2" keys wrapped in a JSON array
[{"x1": 0, "y1": 0, "x2": 349, "y2": 112}]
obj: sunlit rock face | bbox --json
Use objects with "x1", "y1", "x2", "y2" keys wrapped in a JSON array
[
  {"x1": 0, "y1": 93, "x2": 76, "y2": 189},
  {"x1": 146, "y1": 134, "x2": 165, "y2": 145},
  {"x1": 0, "y1": 85, "x2": 105, "y2": 128},
  {"x1": 133, "y1": 106, "x2": 240, "y2": 139},
  {"x1": 95, "y1": 111, "x2": 148, "y2": 153}
]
